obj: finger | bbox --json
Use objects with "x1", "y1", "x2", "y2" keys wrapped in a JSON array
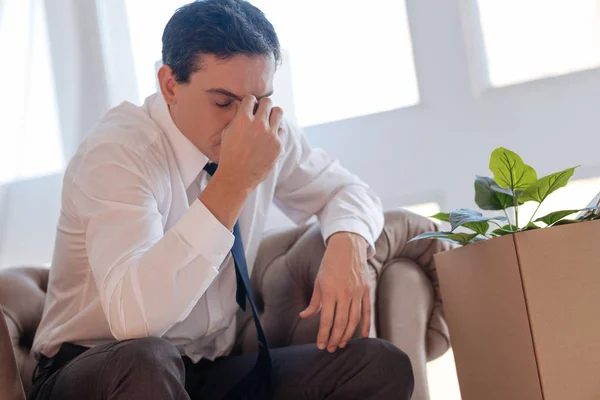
[
  {"x1": 255, "y1": 97, "x2": 273, "y2": 124},
  {"x1": 299, "y1": 282, "x2": 322, "y2": 319},
  {"x1": 340, "y1": 297, "x2": 362, "y2": 348},
  {"x1": 269, "y1": 106, "x2": 284, "y2": 132},
  {"x1": 317, "y1": 294, "x2": 336, "y2": 350},
  {"x1": 327, "y1": 299, "x2": 351, "y2": 352},
  {"x1": 238, "y1": 95, "x2": 257, "y2": 118},
  {"x1": 361, "y1": 287, "x2": 372, "y2": 338}
]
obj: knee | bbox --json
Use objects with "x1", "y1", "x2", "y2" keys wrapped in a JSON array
[
  {"x1": 112, "y1": 337, "x2": 183, "y2": 377},
  {"x1": 354, "y1": 338, "x2": 414, "y2": 384}
]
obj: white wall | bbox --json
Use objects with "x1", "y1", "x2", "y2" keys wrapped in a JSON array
[
  {"x1": 2, "y1": 0, "x2": 600, "y2": 267},
  {"x1": 302, "y1": 0, "x2": 600, "y2": 214}
]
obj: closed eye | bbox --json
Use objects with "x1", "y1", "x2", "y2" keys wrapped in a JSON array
[{"x1": 215, "y1": 102, "x2": 233, "y2": 109}]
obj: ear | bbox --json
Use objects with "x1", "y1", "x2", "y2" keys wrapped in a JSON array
[{"x1": 158, "y1": 65, "x2": 178, "y2": 105}]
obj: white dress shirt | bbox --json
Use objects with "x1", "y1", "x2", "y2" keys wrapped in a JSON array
[{"x1": 32, "y1": 93, "x2": 384, "y2": 362}]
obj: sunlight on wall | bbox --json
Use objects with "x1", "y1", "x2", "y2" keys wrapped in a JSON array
[
  {"x1": 402, "y1": 202, "x2": 441, "y2": 218},
  {"x1": 428, "y1": 349, "x2": 462, "y2": 400}
]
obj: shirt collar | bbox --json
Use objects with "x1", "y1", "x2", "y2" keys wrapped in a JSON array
[{"x1": 149, "y1": 93, "x2": 209, "y2": 189}]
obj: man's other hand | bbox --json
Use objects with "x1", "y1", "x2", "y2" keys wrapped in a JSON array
[{"x1": 299, "y1": 232, "x2": 371, "y2": 353}]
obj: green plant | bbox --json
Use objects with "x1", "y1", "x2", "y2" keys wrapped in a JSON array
[{"x1": 410, "y1": 147, "x2": 600, "y2": 246}]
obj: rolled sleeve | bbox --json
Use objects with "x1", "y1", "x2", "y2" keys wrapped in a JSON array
[
  {"x1": 322, "y1": 217, "x2": 378, "y2": 258},
  {"x1": 173, "y1": 199, "x2": 235, "y2": 268}
]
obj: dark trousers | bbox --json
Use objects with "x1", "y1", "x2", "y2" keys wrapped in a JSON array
[{"x1": 29, "y1": 337, "x2": 413, "y2": 400}]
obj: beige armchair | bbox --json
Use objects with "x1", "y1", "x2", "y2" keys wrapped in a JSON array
[{"x1": 0, "y1": 210, "x2": 450, "y2": 400}]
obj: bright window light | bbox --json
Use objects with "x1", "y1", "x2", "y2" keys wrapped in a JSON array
[
  {"x1": 124, "y1": 0, "x2": 189, "y2": 103},
  {"x1": 402, "y1": 202, "x2": 441, "y2": 218},
  {"x1": 124, "y1": 0, "x2": 419, "y2": 127},
  {"x1": 477, "y1": 0, "x2": 600, "y2": 86},
  {"x1": 0, "y1": 0, "x2": 64, "y2": 184},
  {"x1": 428, "y1": 349, "x2": 462, "y2": 400},
  {"x1": 249, "y1": 0, "x2": 418, "y2": 126}
]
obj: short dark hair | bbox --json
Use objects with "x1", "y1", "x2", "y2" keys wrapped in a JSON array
[{"x1": 162, "y1": 0, "x2": 281, "y2": 83}]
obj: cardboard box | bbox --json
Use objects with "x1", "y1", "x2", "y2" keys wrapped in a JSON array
[{"x1": 435, "y1": 220, "x2": 600, "y2": 400}]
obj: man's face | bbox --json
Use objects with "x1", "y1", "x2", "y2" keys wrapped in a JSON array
[{"x1": 159, "y1": 54, "x2": 276, "y2": 163}]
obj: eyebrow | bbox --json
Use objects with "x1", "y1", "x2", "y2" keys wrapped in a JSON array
[{"x1": 206, "y1": 88, "x2": 274, "y2": 101}]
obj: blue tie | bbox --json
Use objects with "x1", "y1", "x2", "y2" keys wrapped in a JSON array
[{"x1": 203, "y1": 163, "x2": 273, "y2": 399}]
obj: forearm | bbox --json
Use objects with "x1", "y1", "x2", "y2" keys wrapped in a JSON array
[
  {"x1": 327, "y1": 231, "x2": 369, "y2": 253},
  {"x1": 102, "y1": 240, "x2": 220, "y2": 340},
  {"x1": 199, "y1": 169, "x2": 253, "y2": 230},
  {"x1": 86, "y1": 201, "x2": 235, "y2": 340}
]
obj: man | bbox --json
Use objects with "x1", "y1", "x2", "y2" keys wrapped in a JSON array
[{"x1": 29, "y1": 1, "x2": 414, "y2": 399}]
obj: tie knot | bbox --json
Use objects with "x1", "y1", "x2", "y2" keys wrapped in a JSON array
[{"x1": 203, "y1": 162, "x2": 218, "y2": 176}]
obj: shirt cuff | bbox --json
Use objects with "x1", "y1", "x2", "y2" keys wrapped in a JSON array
[
  {"x1": 321, "y1": 217, "x2": 377, "y2": 258},
  {"x1": 173, "y1": 199, "x2": 235, "y2": 267}
]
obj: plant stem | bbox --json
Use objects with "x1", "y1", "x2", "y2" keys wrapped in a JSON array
[
  {"x1": 490, "y1": 220, "x2": 505, "y2": 231},
  {"x1": 526, "y1": 202, "x2": 542, "y2": 227},
  {"x1": 502, "y1": 208, "x2": 512, "y2": 231},
  {"x1": 513, "y1": 193, "x2": 520, "y2": 230}
]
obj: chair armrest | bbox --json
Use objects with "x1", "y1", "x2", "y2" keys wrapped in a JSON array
[
  {"x1": 0, "y1": 309, "x2": 26, "y2": 400},
  {"x1": 238, "y1": 210, "x2": 451, "y2": 362},
  {"x1": 369, "y1": 210, "x2": 452, "y2": 360}
]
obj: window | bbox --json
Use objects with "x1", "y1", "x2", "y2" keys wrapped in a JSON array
[
  {"x1": 249, "y1": 0, "x2": 418, "y2": 126},
  {"x1": 477, "y1": 0, "x2": 600, "y2": 86},
  {"x1": 124, "y1": 0, "x2": 419, "y2": 127},
  {"x1": 124, "y1": 0, "x2": 189, "y2": 105},
  {"x1": 0, "y1": 0, "x2": 63, "y2": 184}
]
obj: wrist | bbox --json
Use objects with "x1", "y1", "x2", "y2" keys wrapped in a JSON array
[
  {"x1": 198, "y1": 170, "x2": 252, "y2": 230},
  {"x1": 327, "y1": 231, "x2": 368, "y2": 250},
  {"x1": 212, "y1": 168, "x2": 254, "y2": 197}
]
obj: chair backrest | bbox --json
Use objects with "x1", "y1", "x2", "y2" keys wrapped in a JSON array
[
  {"x1": 1, "y1": 309, "x2": 26, "y2": 400},
  {"x1": 0, "y1": 267, "x2": 48, "y2": 396}
]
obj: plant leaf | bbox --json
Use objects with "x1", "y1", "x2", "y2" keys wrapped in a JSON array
[
  {"x1": 449, "y1": 208, "x2": 507, "y2": 231},
  {"x1": 408, "y1": 231, "x2": 480, "y2": 246},
  {"x1": 521, "y1": 167, "x2": 578, "y2": 203},
  {"x1": 474, "y1": 176, "x2": 524, "y2": 210},
  {"x1": 491, "y1": 224, "x2": 518, "y2": 236},
  {"x1": 522, "y1": 222, "x2": 540, "y2": 231},
  {"x1": 552, "y1": 219, "x2": 583, "y2": 226},
  {"x1": 429, "y1": 212, "x2": 450, "y2": 222},
  {"x1": 463, "y1": 221, "x2": 490, "y2": 236},
  {"x1": 489, "y1": 147, "x2": 538, "y2": 192},
  {"x1": 534, "y1": 209, "x2": 582, "y2": 226}
]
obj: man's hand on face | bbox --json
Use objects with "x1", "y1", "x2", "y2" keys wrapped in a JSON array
[
  {"x1": 299, "y1": 232, "x2": 371, "y2": 353},
  {"x1": 216, "y1": 96, "x2": 284, "y2": 191}
]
